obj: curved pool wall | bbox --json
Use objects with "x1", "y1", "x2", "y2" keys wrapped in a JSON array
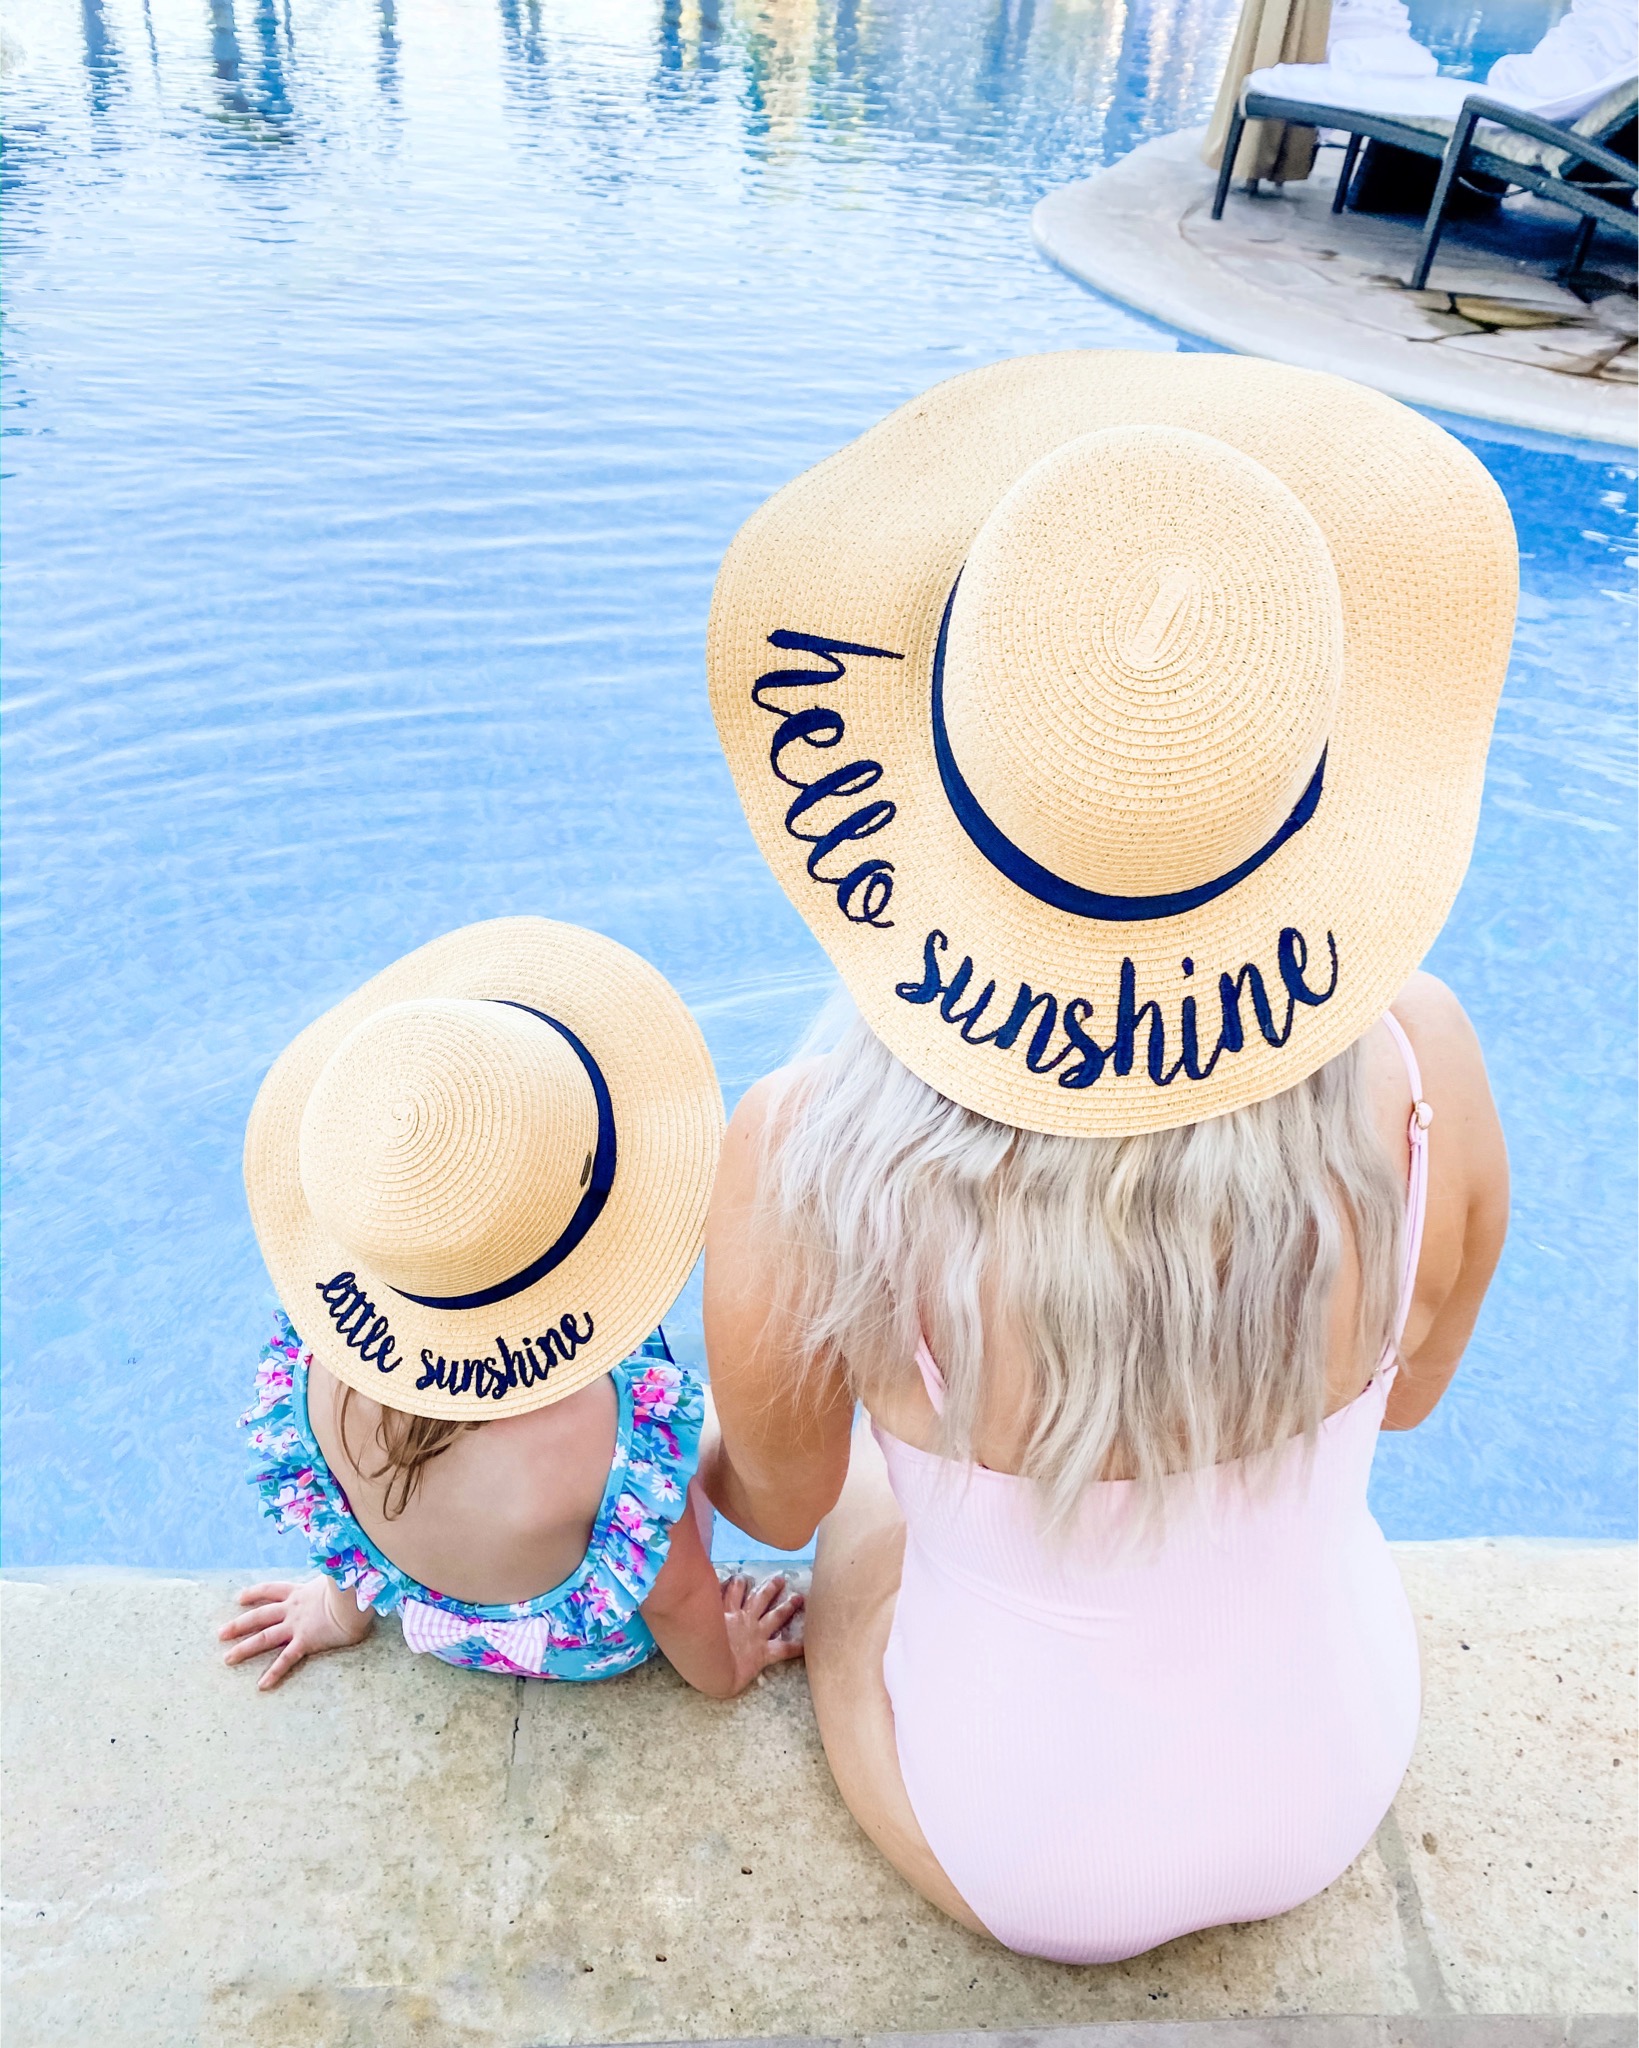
[{"x1": 2, "y1": 0, "x2": 1633, "y2": 1570}]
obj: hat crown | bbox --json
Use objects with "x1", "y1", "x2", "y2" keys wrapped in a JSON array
[
  {"x1": 297, "y1": 997, "x2": 596, "y2": 1299},
  {"x1": 941, "y1": 426, "x2": 1343, "y2": 898}
]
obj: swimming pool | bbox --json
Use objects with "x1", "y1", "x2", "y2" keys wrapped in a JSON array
[{"x1": 3, "y1": 0, "x2": 1633, "y2": 1569}]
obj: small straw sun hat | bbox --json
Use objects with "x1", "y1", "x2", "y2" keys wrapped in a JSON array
[
  {"x1": 708, "y1": 351, "x2": 1517, "y2": 1136},
  {"x1": 245, "y1": 918, "x2": 724, "y2": 1420}
]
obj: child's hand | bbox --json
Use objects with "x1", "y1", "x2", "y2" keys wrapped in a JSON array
[
  {"x1": 218, "y1": 1576, "x2": 373, "y2": 1691},
  {"x1": 719, "y1": 1573, "x2": 804, "y2": 1697}
]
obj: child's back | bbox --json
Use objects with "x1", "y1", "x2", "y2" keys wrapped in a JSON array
[{"x1": 308, "y1": 1360, "x2": 617, "y2": 1605}]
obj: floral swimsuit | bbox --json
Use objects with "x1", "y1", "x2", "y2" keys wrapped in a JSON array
[{"x1": 242, "y1": 1314, "x2": 705, "y2": 1681}]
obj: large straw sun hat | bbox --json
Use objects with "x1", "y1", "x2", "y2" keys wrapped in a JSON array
[
  {"x1": 708, "y1": 351, "x2": 1516, "y2": 1136},
  {"x1": 245, "y1": 919, "x2": 724, "y2": 1420}
]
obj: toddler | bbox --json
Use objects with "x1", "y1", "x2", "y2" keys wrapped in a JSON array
[{"x1": 219, "y1": 917, "x2": 800, "y2": 1697}]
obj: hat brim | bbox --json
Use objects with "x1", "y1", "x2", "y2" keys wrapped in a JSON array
[
  {"x1": 245, "y1": 918, "x2": 724, "y2": 1419},
  {"x1": 708, "y1": 352, "x2": 1516, "y2": 1135}
]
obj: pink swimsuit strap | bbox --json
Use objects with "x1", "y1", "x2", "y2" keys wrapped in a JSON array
[
  {"x1": 913, "y1": 1010, "x2": 1433, "y2": 1414},
  {"x1": 1379, "y1": 1007, "x2": 1433, "y2": 1332},
  {"x1": 913, "y1": 1332, "x2": 948, "y2": 1413}
]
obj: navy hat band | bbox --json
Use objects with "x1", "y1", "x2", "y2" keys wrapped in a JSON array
[
  {"x1": 930, "y1": 575, "x2": 1327, "y2": 924},
  {"x1": 390, "y1": 1000, "x2": 617, "y2": 1313}
]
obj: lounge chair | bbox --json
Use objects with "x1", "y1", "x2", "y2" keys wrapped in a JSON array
[{"x1": 1209, "y1": 77, "x2": 1637, "y2": 286}]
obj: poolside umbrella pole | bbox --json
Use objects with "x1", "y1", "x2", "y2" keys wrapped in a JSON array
[{"x1": 1202, "y1": 0, "x2": 1333, "y2": 183}]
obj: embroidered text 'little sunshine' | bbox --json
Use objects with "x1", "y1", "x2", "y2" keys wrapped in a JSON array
[{"x1": 314, "y1": 1271, "x2": 595, "y2": 1401}]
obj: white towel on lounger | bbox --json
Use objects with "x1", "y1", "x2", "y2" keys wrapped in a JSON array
[{"x1": 1250, "y1": 0, "x2": 1636, "y2": 128}]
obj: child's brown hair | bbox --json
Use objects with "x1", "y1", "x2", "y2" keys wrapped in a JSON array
[{"x1": 338, "y1": 1391, "x2": 480, "y2": 1519}]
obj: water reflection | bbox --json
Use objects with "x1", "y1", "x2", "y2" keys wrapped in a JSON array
[
  {"x1": 1406, "y1": 0, "x2": 1571, "y2": 78},
  {"x1": 205, "y1": 0, "x2": 295, "y2": 149},
  {"x1": 40, "y1": 0, "x2": 1575, "y2": 180},
  {"x1": 80, "y1": 0, "x2": 123, "y2": 120},
  {"x1": 41, "y1": 0, "x2": 1243, "y2": 188},
  {"x1": 1105, "y1": 0, "x2": 1236, "y2": 162},
  {"x1": 498, "y1": 0, "x2": 550, "y2": 78},
  {"x1": 375, "y1": 0, "x2": 399, "y2": 108},
  {"x1": 657, "y1": 0, "x2": 724, "y2": 78},
  {"x1": 978, "y1": 0, "x2": 1038, "y2": 107}
]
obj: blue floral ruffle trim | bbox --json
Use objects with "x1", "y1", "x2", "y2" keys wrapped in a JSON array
[{"x1": 241, "y1": 1318, "x2": 393, "y2": 1613}]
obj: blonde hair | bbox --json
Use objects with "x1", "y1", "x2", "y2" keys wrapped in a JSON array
[{"x1": 760, "y1": 997, "x2": 1403, "y2": 1526}]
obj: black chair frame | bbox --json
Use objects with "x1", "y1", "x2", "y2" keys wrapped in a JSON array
[
  {"x1": 1211, "y1": 84, "x2": 1637, "y2": 289},
  {"x1": 1210, "y1": 89, "x2": 1448, "y2": 223}
]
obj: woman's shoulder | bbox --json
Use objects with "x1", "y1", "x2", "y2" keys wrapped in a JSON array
[
  {"x1": 1384, "y1": 972, "x2": 1496, "y2": 1128},
  {"x1": 725, "y1": 1058, "x2": 825, "y2": 1135},
  {"x1": 717, "y1": 1058, "x2": 827, "y2": 1200},
  {"x1": 1388, "y1": 968, "x2": 1475, "y2": 1051},
  {"x1": 1380, "y1": 971, "x2": 1507, "y2": 1227}
]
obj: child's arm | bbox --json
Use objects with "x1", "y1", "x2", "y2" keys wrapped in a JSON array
[
  {"x1": 640, "y1": 1487, "x2": 803, "y2": 1699},
  {"x1": 219, "y1": 1576, "x2": 373, "y2": 1691}
]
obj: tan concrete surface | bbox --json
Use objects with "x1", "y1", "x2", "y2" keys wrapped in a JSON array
[
  {"x1": 1392, "y1": 1547, "x2": 1637, "y2": 2016},
  {"x1": 2, "y1": 1542, "x2": 1632, "y2": 2047},
  {"x1": 646, "y1": 2028, "x2": 1636, "y2": 2047},
  {"x1": 1031, "y1": 127, "x2": 1637, "y2": 445}
]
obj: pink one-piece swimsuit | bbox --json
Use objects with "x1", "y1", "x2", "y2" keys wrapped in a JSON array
[{"x1": 875, "y1": 1014, "x2": 1432, "y2": 1964}]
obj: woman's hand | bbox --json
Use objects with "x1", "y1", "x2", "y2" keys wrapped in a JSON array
[{"x1": 218, "y1": 1576, "x2": 373, "y2": 1691}]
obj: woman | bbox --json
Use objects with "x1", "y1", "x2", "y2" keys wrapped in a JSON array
[{"x1": 697, "y1": 351, "x2": 1514, "y2": 1962}]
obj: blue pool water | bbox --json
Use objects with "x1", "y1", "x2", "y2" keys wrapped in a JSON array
[{"x1": 3, "y1": 0, "x2": 1633, "y2": 1569}]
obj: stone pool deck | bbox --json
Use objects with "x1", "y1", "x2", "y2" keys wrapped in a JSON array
[
  {"x1": 4, "y1": 1541, "x2": 1633, "y2": 2046},
  {"x1": 1033, "y1": 128, "x2": 1637, "y2": 446}
]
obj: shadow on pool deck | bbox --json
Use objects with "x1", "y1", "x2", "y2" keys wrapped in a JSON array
[{"x1": 2, "y1": 1542, "x2": 1633, "y2": 2046}]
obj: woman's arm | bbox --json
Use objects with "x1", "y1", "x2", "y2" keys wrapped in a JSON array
[
  {"x1": 1382, "y1": 975, "x2": 1509, "y2": 1431},
  {"x1": 699, "y1": 1074, "x2": 856, "y2": 1551},
  {"x1": 638, "y1": 1486, "x2": 803, "y2": 1698}
]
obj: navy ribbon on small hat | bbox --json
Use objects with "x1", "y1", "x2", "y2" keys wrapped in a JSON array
[
  {"x1": 929, "y1": 576, "x2": 1327, "y2": 924},
  {"x1": 390, "y1": 1001, "x2": 617, "y2": 1313}
]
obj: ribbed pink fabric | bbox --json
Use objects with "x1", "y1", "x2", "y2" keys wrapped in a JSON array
[{"x1": 876, "y1": 1015, "x2": 1431, "y2": 1963}]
